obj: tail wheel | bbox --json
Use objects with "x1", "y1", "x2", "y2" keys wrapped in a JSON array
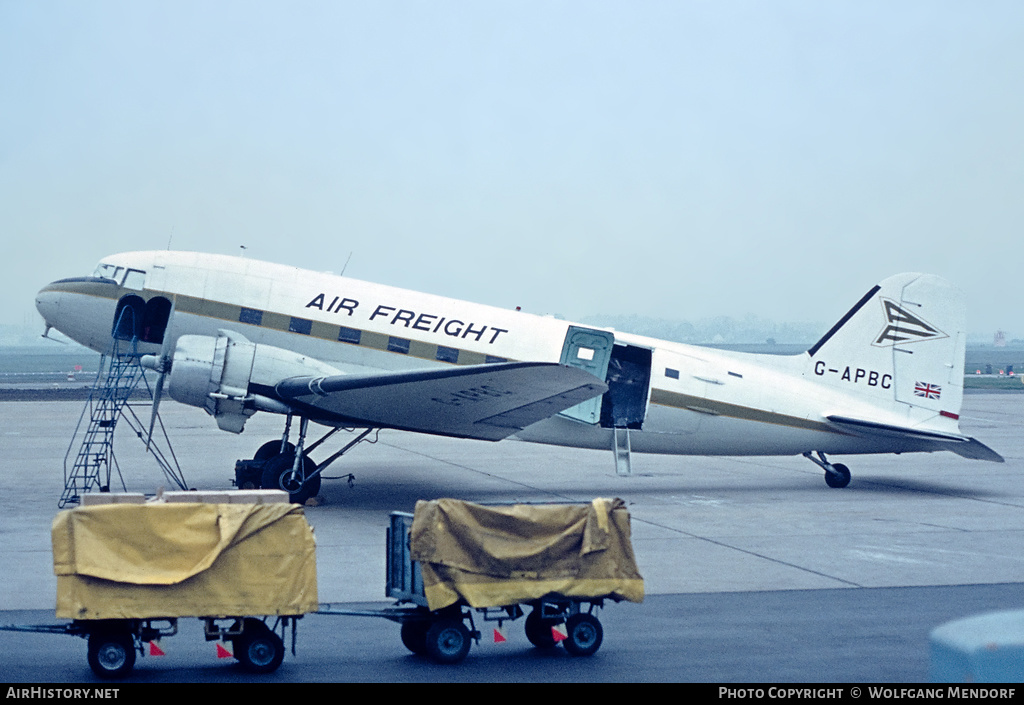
[{"x1": 825, "y1": 463, "x2": 851, "y2": 488}]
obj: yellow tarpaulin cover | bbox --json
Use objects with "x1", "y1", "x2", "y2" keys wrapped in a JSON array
[
  {"x1": 52, "y1": 502, "x2": 318, "y2": 620},
  {"x1": 409, "y1": 498, "x2": 644, "y2": 611}
]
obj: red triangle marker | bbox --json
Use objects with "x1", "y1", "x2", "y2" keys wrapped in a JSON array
[
  {"x1": 149, "y1": 641, "x2": 166, "y2": 657},
  {"x1": 216, "y1": 642, "x2": 233, "y2": 659},
  {"x1": 552, "y1": 624, "x2": 568, "y2": 643},
  {"x1": 493, "y1": 627, "x2": 507, "y2": 643}
]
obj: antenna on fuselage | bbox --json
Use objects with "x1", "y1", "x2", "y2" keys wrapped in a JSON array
[
  {"x1": 239, "y1": 245, "x2": 247, "y2": 258},
  {"x1": 340, "y1": 251, "x2": 353, "y2": 278}
]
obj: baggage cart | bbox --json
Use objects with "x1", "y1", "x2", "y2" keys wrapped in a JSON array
[
  {"x1": 1, "y1": 490, "x2": 318, "y2": 679},
  {"x1": 319, "y1": 497, "x2": 643, "y2": 664},
  {"x1": 2, "y1": 613, "x2": 301, "y2": 679}
]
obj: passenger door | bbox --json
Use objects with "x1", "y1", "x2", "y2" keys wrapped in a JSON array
[{"x1": 558, "y1": 326, "x2": 615, "y2": 424}]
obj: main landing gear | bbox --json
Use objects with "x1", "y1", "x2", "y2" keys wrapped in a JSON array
[
  {"x1": 235, "y1": 415, "x2": 376, "y2": 504},
  {"x1": 803, "y1": 451, "x2": 852, "y2": 489}
]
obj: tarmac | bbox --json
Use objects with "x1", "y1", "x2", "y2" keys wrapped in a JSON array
[
  {"x1": 0, "y1": 392, "x2": 1020, "y2": 609},
  {"x1": 1, "y1": 393, "x2": 1022, "y2": 681}
]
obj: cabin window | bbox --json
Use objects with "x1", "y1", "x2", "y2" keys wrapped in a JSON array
[
  {"x1": 239, "y1": 308, "x2": 263, "y2": 326},
  {"x1": 665, "y1": 368, "x2": 679, "y2": 379},
  {"x1": 436, "y1": 346, "x2": 459, "y2": 363},
  {"x1": 289, "y1": 317, "x2": 312, "y2": 335},
  {"x1": 338, "y1": 327, "x2": 361, "y2": 345},
  {"x1": 388, "y1": 337, "x2": 410, "y2": 354}
]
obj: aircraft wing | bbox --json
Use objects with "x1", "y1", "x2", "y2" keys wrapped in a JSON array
[
  {"x1": 826, "y1": 416, "x2": 1005, "y2": 462},
  {"x1": 270, "y1": 362, "x2": 608, "y2": 441}
]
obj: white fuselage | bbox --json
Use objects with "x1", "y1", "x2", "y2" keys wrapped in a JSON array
[{"x1": 35, "y1": 251, "x2": 951, "y2": 459}]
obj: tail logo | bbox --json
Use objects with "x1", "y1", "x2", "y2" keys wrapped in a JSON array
[{"x1": 873, "y1": 299, "x2": 947, "y2": 347}]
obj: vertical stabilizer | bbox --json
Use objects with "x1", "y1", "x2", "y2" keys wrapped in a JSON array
[{"x1": 806, "y1": 273, "x2": 966, "y2": 420}]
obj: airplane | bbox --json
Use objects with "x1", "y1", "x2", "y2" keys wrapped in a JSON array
[{"x1": 35, "y1": 251, "x2": 1003, "y2": 502}]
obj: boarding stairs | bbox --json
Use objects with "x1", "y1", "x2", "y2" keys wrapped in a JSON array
[{"x1": 59, "y1": 332, "x2": 186, "y2": 508}]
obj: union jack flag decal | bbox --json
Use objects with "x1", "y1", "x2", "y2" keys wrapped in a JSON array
[{"x1": 914, "y1": 382, "x2": 942, "y2": 400}]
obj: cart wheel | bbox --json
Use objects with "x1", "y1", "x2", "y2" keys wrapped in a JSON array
[
  {"x1": 425, "y1": 619, "x2": 471, "y2": 664},
  {"x1": 87, "y1": 631, "x2": 136, "y2": 679},
  {"x1": 562, "y1": 613, "x2": 603, "y2": 656},
  {"x1": 400, "y1": 620, "x2": 430, "y2": 655},
  {"x1": 233, "y1": 620, "x2": 285, "y2": 674},
  {"x1": 525, "y1": 609, "x2": 558, "y2": 649}
]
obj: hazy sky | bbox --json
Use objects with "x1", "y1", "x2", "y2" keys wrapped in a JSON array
[{"x1": 2, "y1": 1, "x2": 1022, "y2": 338}]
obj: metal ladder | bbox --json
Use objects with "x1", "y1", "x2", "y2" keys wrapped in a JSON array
[
  {"x1": 612, "y1": 426, "x2": 632, "y2": 476},
  {"x1": 59, "y1": 332, "x2": 186, "y2": 508}
]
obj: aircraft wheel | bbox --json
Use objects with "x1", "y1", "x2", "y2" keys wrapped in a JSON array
[
  {"x1": 425, "y1": 619, "x2": 471, "y2": 664},
  {"x1": 254, "y1": 441, "x2": 295, "y2": 462},
  {"x1": 233, "y1": 619, "x2": 285, "y2": 674},
  {"x1": 261, "y1": 453, "x2": 321, "y2": 504},
  {"x1": 825, "y1": 463, "x2": 851, "y2": 489},
  {"x1": 525, "y1": 608, "x2": 559, "y2": 649},
  {"x1": 87, "y1": 630, "x2": 136, "y2": 680},
  {"x1": 562, "y1": 613, "x2": 603, "y2": 657}
]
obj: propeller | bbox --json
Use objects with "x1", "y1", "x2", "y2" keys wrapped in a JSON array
[{"x1": 140, "y1": 300, "x2": 176, "y2": 451}]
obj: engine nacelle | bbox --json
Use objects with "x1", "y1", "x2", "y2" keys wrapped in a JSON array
[{"x1": 166, "y1": 330, "x2": 340, "y2": 433}]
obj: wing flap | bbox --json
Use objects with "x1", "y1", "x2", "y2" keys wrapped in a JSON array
[
  {"x1": 274, "y1": 362, "x2": 608, "y2": 441},
  {"x1": 826, "y1": 415, "x2": 1004, "y2": 462}
]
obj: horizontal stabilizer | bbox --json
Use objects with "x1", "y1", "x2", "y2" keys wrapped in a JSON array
[
  {"x1": 273, "y1": 362, "x2": 608, "y2": 441},
  {"x1": 827, "y1": 415, "x2": 1004, "y2": 463},
  {"x1": 947, "y1": 437, "x2": 1007, "y2": 463}
]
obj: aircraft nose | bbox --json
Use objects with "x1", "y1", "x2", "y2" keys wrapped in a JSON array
[{"x1": 35, "y1": 283, "x2": 62, "y2": 327}]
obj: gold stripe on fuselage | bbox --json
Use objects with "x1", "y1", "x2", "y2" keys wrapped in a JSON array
[
  {"x1": 45, "y1": 280, "x2": 839, "y2": 437},
  {"x1": 649, "y1": 388, "x2": 838, "y2": 435},
  {"x1": 44, "y1": 280, "x2": 505, "y2": 369}
]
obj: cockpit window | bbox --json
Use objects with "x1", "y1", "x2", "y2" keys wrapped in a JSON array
[
  {"x1": 92, "y1": 263, "x2": 146, "y2": 288},
  {"x1": 93, "y1": 263, "x2": 121, "y2": 281},
  {"x1": 123, "y1": 269, "x2": 146, "y2": 290}
]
